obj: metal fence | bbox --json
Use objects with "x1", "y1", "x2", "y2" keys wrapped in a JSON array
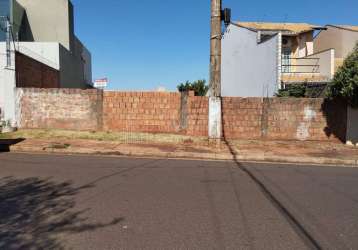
[{"x1": 282, "y1": 57, "x2": 320, "y2": 74}]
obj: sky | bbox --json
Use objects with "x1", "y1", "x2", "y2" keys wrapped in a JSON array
[{"x1": 71, "y1": 0, "x2": 358, "y2": 91}]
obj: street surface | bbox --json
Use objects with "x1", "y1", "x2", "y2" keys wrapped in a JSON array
[{"x1": 0, "y1": 153, "x2": 357, "y2": 249}]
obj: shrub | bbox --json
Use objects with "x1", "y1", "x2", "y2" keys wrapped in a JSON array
[
  {"x1": 326, "y1": 43, "x2": 358, "y2": 107},
  {"x1": 276, "y1": 84, "x2": 306, "y2": 97},
  {"x1": 177, "y1": 79, "x2": 209, "y2": 96}
]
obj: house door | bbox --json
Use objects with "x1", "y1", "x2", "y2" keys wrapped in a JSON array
[{"x1": 282, "y1": 48, "x2": 292, "y2": 73}]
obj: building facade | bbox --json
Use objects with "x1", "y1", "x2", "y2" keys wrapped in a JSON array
[
  {"x1": 0, "y1": 0, "x2": 92, "y2": 125},
  {"x1": 314, "y1": 25, "x2": 358, "y2": 71},
  {"x1": 221, "y1": 22, "x2": 336, "y2": 97}
]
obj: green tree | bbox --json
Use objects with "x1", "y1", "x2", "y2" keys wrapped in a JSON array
[
  {"x1": 326, "y1": 43, "x2": 358, "y2": 107},
  {"x1": 177, "y1": 79, "x2": 209, "y2": 96}
]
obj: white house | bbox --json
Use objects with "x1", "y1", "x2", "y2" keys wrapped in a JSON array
[{"x1": 221, "y1": 22, "x2": 336, "y2": 97}]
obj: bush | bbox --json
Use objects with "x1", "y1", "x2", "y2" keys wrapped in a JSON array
[
  {"x1": 276, "y1": 84, "x2": 306, "y2": 97},
  {"x1": 177, "y1": 80, "x2": 209, "y2": 96},
  {"x1": 326, "y1": 43, "x2": 358, "y2": 107}
]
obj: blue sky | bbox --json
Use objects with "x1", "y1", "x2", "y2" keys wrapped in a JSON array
[{"x1": 71, "y1": 0, "x2": 358, "y2": 91}]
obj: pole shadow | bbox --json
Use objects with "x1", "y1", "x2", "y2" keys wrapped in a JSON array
[{"x1": 220, "y1": 99, "x2": 322, "y2": 250}]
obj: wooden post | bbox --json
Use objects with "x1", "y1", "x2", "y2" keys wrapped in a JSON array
[{"x1": 210, "y1": 0, "x2": 222, "y2": 97}]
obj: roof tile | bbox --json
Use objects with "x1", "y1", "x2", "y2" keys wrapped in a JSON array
[{"x1": 237, "y1": 22, "x2": 321, "y2": 34}]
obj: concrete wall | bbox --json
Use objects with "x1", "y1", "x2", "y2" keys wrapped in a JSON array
[
  {"x1": 314, "y1": 26, "x2": 358, "y2": 59},
  {"x1": 81, "y1": 43, "x2": 92, "y2": 86},
  {"x1": 17, "y1": 42, "x2": 60, "y2": 70},
  {"x1": 16, "y1": 88, "x2": 348, "y2": 142},
  {"x1": 342, "y1": 28, "x2": 358, "y2": 58},
  {"x1": 221, "y1": 24, "x2": 279, "y2": 97},
  {"x1": 59, "y1": 42, "x2": 89, "y2": 88},
  {"x1": 305, "y1": 49, "x2": 335, "y2": 79},
  {"x1": 16, "y1": 0, "x2": 73, "y2": 50}
]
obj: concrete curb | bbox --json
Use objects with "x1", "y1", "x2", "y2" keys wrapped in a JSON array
[{"x1": 9, "y1": 144, "x2": 358, "y2": 167}]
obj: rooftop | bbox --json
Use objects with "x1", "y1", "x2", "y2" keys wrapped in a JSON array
[
  {"x1": 237, "y1": 22, "x2": 322, "y2": 34},
  {"x1": 328, "y1": 25, "x2": 358, "y2": 32}
]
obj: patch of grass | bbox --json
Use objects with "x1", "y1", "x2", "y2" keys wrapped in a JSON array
[{"x1": 0, "y1": 129, "x2": 207, "y2": 144}]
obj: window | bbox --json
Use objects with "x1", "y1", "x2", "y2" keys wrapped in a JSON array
[
  {"x1": 282, "y1": 47, "x2": 292, "y2": 73},
  {"x1": 0, "y1": 0, "x2": 10, "y2": 41}
]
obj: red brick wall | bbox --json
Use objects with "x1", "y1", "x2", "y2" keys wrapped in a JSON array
[
  {"x1": 187, "y1": 95, "x2": 209, "y2": 136},
  {"x1": 15, "y1": 52, "x2": 60, "y2": 88},
  {"x1": 18, "y1": 88, "x2": 103, "y2": 130},
  {"x1": 222, "y1": 97, "x2": 346, "y2": 141},
  {"x1": 17, "y1": 88, "x2": 347, "y2": 142},
  {"x1": 103, "y1": 92, "x2": 181, "y2": 133},
  {"x1": 222, "y1": 97, "x2": 262, "y2": 139}
]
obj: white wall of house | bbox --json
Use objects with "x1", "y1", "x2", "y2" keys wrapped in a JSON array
[
  {"x1": 0, "y1": 42, "x2": 16, "y2": 125},
  {"x1": 221, "y1": 24, "x2": 279, "y2": 97}
]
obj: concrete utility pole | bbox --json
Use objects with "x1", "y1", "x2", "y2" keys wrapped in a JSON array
[
  {"x1": 210, "y1": 0, "x2": 222, "y2": 97},
  {"x1": 208, "y1": 0, "x2": 222, "y2": 139},
  {"x1": 6, "y1": 19, "x2": 11, "y2": 67}
]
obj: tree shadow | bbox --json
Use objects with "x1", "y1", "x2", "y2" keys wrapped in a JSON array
[
  {"x1": 0, "y1": 138, "x2": 25, "y2": 152},
  {"x1": 0, "y1": 176, "x2": 123, "y2": 249},
  {"x1": 321, "y1": 98, "x2": 347, "y2": 143}
]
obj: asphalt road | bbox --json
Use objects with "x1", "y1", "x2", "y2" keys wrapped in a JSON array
[{"x1": 0, "y1": 153, "x2": 357, "y2": 250}]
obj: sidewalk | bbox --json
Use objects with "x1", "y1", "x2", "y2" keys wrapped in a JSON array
[{"x1": 2, "y1": 129, "x2": 358, "y2": 166}]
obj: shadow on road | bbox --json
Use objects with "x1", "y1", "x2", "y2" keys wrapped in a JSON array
[
  {"x1": 222, "y1": 139, "x2": 321, "y2": 250},
  {"x1": 0, "y1": 138, "x2": 25, "y2": 152},
  {"x1": 0, "y1": 176, "x2": 123, "y2": 249},
  {"x1": 220, "y1": 104, "x2": 322, "y2": 249}
]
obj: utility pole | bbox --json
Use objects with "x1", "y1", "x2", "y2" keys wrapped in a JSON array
[
  {"x1": 208, "y1": 0, "x2": 222, "y2": 139},
  {"x1": 5, "y1": 19, "x2": 11, "y2": 67},
  {"x1": 210, "y1": 0, "x2": 222, "y2": 97}
]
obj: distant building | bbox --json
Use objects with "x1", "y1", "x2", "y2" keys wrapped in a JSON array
[
  {"x1": 221, "y1": 22, "x2": 335, "y2": 97},
  {"x1": 156, "y1": 86, "x2": 167, "y2": 92},
  {"x1": 314, "y1": 25, "x2": 358, "y2": 71},
  {"x1": 0, "y1": 0, "x2": 92, "y2": 125}
]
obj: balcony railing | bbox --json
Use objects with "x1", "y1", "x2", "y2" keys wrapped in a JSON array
[{"x1": 281, "y1": 57, "x2": 320, "y2": 74}]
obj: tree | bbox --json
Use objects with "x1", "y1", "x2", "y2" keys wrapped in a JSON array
[
  {"x1": 326, "y1": 43, "x2": 358, "y2": 107},
  {"x1": 177, "y1": 80, "x2": 209, "y2": 96}
]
